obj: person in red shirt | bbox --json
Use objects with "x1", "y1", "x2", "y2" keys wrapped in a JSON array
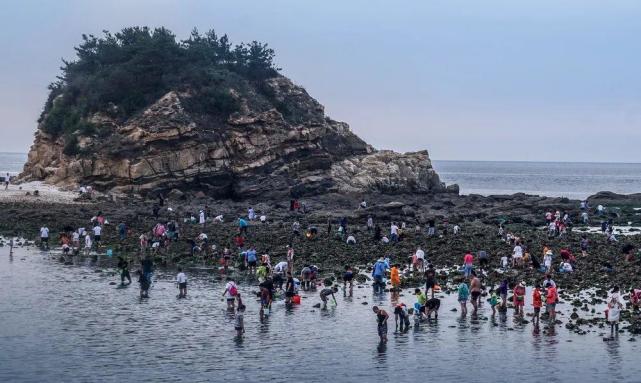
[
  {"x1": 513, "y1": 281, "x2": 526, "y2": 317},
  {"x1": 463, "y1": 251, "x2": 474, "y2": 278},
  {"x1": 545, "y1": 282, "x2": 558, "y2": 322},
  {"x1": 532, "y1": 282, "x2": 543, "y2": 325}
]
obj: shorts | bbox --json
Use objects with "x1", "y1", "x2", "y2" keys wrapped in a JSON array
[
  {"x1": 546, "y1": 303, "x2": 556, "y2": 311},
  {"x1": 248, "y1": 260, "x2": 257, "y2": 267},
  {"x1": 426, "y1": 279, "x2": 435, "y2": 289},
  {"x1": 471, "y1": 291, "x2": 481, "y2": 300},
  {"x1": 94, "y1": 235, "x2": 101, "y2": 242},
  {"x1": 286, "y1": 291, "x2": 295, "y2": 298},
  {"x1": 179, "y1": 282, "x2": 187, "y2": 289},
  {"x1": 227, "y1": 297, "x2": 235, "y2": 302},
  {"x1": 41, "y1": 237, "x2": 49, "y2": 243},
  {"x1": 534, "y1": 307, "x2": 541, "y2": 315},
  {"x1": 224, "y1": 255, "x2": 231, "y2": 260},
  {"x1": 459, "y1": 299, "x2": 468, "y2": 304},
  {"x1": 377, "y1": 323, "x2": 388, "y2": 337},
  {"x1": 235, "y1": 326, "x2": 243, "y2": 331}
]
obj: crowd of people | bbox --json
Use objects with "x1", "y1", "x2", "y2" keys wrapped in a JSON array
[{"x1": 29, "y1": 197, "x2": 639, "y2": 342}]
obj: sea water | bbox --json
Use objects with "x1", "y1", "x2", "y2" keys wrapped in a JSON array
[{"x1": 0, "y1": 246, "x2": 639, "y2": 382}]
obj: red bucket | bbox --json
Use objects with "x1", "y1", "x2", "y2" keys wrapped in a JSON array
[{"x1": 292, "y1": 295, "x2": 301, "y2": 305}]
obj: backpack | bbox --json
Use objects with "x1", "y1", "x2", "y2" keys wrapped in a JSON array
[{"x1": 229, "y1": 283, "x2": 238, "y2": 296}]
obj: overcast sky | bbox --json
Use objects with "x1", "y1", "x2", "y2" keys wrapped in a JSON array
[{"x1": 1, "y1": 0, "x2": 640, "y2": 162}]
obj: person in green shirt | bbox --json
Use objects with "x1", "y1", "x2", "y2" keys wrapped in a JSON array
[
  {"x1": 256, "y1": 262, "x2": 268, "y2": 282},
  {"x1": 458, "y1": 281, "x2": 469, "y2": 317},
  {"x1": 489, "y1": 288, "x2": 499, "y2": 316},
  {"x1": 414, "y1": 288, "x2": 428, "y2": 321}
]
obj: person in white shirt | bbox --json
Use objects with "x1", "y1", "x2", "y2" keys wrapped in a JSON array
[
  {"x1": 453, "y1": 225, "x2": 460, "y2": 235},
  {"x1": 359, "y1": 200, "x2": 367, "y2": 209},
  {"x1": 260, "y1": 215, "x2": 267, "y2": 223},
  {"x1": 608, "y1": 286, "x2": 625, "y2": 337},
  {"x1": 199, "y1": 210, "x2": 206, "y2": 226},
  {"x1": 367, "y1": 216, "x2": 374, "y2": 231},
  {"x1": 92, "y1": 225, "x2": 102, "y2": 248},
  {"x1": 176, "y1": 268, "x2": 188, "y2": 298},
  {"x1": 273, "y1": 261, "x2": 288, "y2": 274},
  {"x1": 560, "y1": 262, "x2": 573, "y2": 273},
  {"x1": 214, "y1": 215, "x2": 224, "y2": 223},
  {"x1": 415, "y1": 248, "x2": 426, "y2": 272},
  {"x1": 248, "y1": 207, "x2": 256, "y2": 221},
  {"x1": 84, "y1": 233, "x2": 92, "y2": 255},
  {"x1": 72, "y1": 231, "x2": 80, "y2": 249},
  {"x1": 512, "y1": 243, "x2": 523, "y2": 267},
  {"x1": 500, "y1": 255, "x2": 509, "y2": 270},
  {"x1": 346, "y1": 235, "x2": 356, "y2": 244},
  {"x1": 39, "y1": 226, "x2": 50, "y2": 250},
  {"x1": 390, "y1": 223, "x2": 399, "y2": 242},
  {"x1": 222, "y1": 280, "x2": 238, "y2": 309}
]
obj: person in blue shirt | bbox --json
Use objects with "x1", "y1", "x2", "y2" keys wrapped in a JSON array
[
  {"x1": 245, "y1": 247, "x2": 258, "y2": 274},
  {"x1": 372, "y1": 257, "x2": 388, "y2": 293},
  {"x1": 239, "y1": 218, "x2": 249, "y2": 235}
]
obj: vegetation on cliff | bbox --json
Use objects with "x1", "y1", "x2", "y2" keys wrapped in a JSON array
[{"x1": 39, "y1": 26, "x2": 279, "y2": 154}]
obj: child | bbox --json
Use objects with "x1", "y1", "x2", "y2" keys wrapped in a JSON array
[
  {"x1": 489, "y1": 289, "x2": 498, "y2": 316},
  {"x1": 532, "y1": 282, "x2": 542, "y2": 325},
  {"x1": 235, "y1": 304, "x2": 246, "y2": 337},
  {"x1": 176, "y1": 268, "x2": 187, "y2": 298}
]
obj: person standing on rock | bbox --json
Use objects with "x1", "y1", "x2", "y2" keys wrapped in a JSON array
[
  {"x1": 199, "y1": 209, "x2": 206, "y2": 228},
  {"x1": 367, "y1": 216, "x2": 374, "y2": 231},
  {"x1": 248, "y1": 207, "x2": 256, "y2": 221},
  {"x1": 92, "y1": 223, "x2": 102, "y2": 249},
  {"x1": 286, "y1": 245, "x2": 294, "y2": 273},
  {"x1": 4, "y1": 173, "x2": 10, "y2": 190},
  {"x1": 470, "y1": 271, "x2": 482, "y2": 316},
  {"x1": 239, "y1": 217, "x2": 249, "y2": 236},
  {"x1": 463, "y1": 251, "x2": 474, "y2": 278},
  {"x1": 512, "y1": 242, "x2": 523, "y2": 268},
  {"x1": 390, "y1": 222, "x2": 399, "y2": 243},
  {"x1": 427, "y1": 219, "x2": 436, "y2": 236},
  {"x1": 414, "y1": 247, "x2": 426, "y2": 272}
]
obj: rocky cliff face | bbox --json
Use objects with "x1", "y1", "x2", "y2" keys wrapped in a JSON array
[{"x1": 21, "y1": 76, "x2": 452, "y2": 198}]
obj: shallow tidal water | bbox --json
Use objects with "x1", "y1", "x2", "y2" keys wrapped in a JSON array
[{"x1": 1, "y1": 246, "x2": 639, "y2": 383}]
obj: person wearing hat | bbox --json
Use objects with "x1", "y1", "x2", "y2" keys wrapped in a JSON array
[{"x1": 513, "y1": 281, "x2": 526, "y2": 317}]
